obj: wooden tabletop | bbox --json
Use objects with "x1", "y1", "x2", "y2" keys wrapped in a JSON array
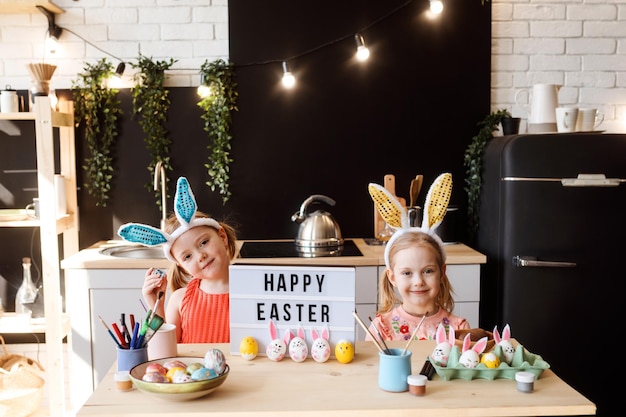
[{"x1": 77, "y1": 341, "x2": 595, "y2": 417}]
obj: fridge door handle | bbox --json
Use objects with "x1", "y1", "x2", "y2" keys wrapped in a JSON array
[{"x1": 512, "y1": 256, "x2": 577, "y2": 268}]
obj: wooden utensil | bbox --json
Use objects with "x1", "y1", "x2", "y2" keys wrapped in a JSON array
[{"x1": 412, "y1": 175, "x2": 423, "y2": 206}]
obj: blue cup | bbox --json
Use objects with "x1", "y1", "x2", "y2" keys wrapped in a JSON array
[
  {"x1": 117, "y1": 347, "x2": 148, "y2": 372},
  {"x1": 378, "y1": 348, "x2": 412, "y2": 392}
]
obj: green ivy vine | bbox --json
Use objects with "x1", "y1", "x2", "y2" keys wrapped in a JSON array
[
  {"x1": 463, "y1": 109, "x2": 511, "y2": 239},
  {"x1": 130, "y1": 55, "x2": 177, "y2": 207},
  {"x1": 72, "y1": 58, "x2": 123, "y2": 207},
  {"x1": 198, "y1": 59, "x2": 239, "y2": 204}
]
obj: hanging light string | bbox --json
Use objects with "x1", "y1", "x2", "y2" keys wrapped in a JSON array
[
  {"x1": 43, "y1": 0, "x2": 449, "y2": 89},
  {"x1": 234, "y1": 0, "x2": 416, "y2": 68}
]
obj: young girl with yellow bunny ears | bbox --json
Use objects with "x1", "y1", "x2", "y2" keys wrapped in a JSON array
[
  {"x1": 366, "y1": 173, "x2": 470, "y2": 342},
  {"x1": 118, "y1": 177, "x2": 238, "y2": 343}
]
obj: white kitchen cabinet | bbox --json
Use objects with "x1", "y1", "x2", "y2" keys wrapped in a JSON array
[
  {"x1": 64, "y1": 268, "x2": 147, "y2": 409},
  {"x1": 0, "y1": 96, "x2": 79, "y2": 417},
  {"x1": 354, "y1": 266, "x2": 378, "y2": 340}
]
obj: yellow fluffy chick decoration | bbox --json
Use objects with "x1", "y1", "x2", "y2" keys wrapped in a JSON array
[
  {"x1": 239, "y1": 336, "x2": 259, "y2": 360},
  {"x1": 480, "y1": 351, "x2": 501, "y2": 368},
  {"x1": 334, "y1": 339, "x2": 355, "y2": 364}
]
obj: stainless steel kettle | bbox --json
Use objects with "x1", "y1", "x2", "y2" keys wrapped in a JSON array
[{"x1": 291, "y1": 195, "x2": 343, "y2": 249}]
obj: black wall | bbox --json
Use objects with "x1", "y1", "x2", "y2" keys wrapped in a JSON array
[{"x1": 0, "y1": 0, "x2": 491, "y2": 310}]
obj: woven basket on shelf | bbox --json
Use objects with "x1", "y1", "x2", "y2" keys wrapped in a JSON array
[{"x1": 0, "y1": 335, "x2": 45, "y2": 417}]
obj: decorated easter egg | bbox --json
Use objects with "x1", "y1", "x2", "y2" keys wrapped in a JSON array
[
  {"x1": 334, "y1": 339, "x2": 354, "y2": 364},
  {"x1": 163, "y1": 359, "x2": 187, "y2": 370},
  {"x1": 191, "y1": 367, "x2": 217, "y2": 381},
  {"x1": 239, "y1": 336, "x2": 258, "y2": 360},
  {"x1": 166, "y1": 366, "x2": 186, "y2": 381},
  {"x1": 142, "y1": 371, "x2": 169, "y2": 383},
  {"x1": 145, "y1": 362, "x2": 167, "y2": 375},
  {"x1": 172, "y1": 369, "x2": 193, "y2": 383},
  {"x1": 204, "y1": 348, "x2": 227, "y2": 374},
  {"x1": 186, "y1": 362, "x2": 204, "y2": 374},
  {"x1": 480, "y1": 351, "x2": 501, "y2": 368}
]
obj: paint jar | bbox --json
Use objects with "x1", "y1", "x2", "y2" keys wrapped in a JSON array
[
  {"x1": 407, "y1": 374, "x2": 427, "y2": 396},
  {"x1": 114, "y1": 371, "x2": 133, "y2": 391},
  {"x1": 515, "y1": 371, "x2": 535, "y2": 393}
]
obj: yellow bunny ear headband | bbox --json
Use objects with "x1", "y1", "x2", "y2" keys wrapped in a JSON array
[{"x1": 368, "y1": 173, "x2": 453, "y2": 268}]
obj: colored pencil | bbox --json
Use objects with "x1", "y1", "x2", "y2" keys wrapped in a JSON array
[
  {"x1": 98, "y1": 315, "x2": 122, "y2": 349},
  {"x1": 110, "y1": 322, "x2": 128, "y2": 349}
]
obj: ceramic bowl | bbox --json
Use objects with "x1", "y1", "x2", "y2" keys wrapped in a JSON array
[{"x1": 129, "y1": 356, "x2": 229, "y2": 401}]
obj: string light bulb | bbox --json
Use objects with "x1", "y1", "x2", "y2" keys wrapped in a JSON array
[
  {"x1": 197, "y1": 73, "x2": 211, "y2": 98},
  {"x1": 354, "y1": 34, "x2": 370, "y2": 62},
  {"x1": 281, "y1": 61, "x2": 295, "y2": 88},
  {"x1": 430, "y1": 0, "x2": 444, "y2": 15}
]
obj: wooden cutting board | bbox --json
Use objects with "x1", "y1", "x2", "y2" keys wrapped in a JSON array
[{"x1": 373, "y1": 174, "x2": 406, "y2": 238}]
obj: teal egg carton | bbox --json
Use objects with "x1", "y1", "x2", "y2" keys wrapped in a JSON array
[{"x1": 430, "y1": 344, "x2": 550, "y2": 381}]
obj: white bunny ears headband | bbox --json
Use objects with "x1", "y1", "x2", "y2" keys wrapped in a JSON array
[
  {"x1": 368, "y1": 173, "x2": 453, "y2": 268},
  {"x1": 117, "y1": 176, "x2": 220, "y2": 262}
]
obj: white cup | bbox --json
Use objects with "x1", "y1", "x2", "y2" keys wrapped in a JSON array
[
  {"x1": 25, "y1": 198, "x2": 40, "y2": 219},
  {"x1": 576, "y1": 108, "x2": 604, "y2": 132},
  {"x1": 147, "y1": 323, "x2": 177, "y2": 360},
  {"x1": 555, "y1": 107, "x2": 578, "y2": 133}
]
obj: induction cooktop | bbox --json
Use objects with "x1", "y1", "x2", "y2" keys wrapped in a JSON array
[{"x1": 238, "y1": 239, "x2": 362, "y2": 258}]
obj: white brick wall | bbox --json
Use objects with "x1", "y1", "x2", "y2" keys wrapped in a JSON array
[
  {"x1": 1, "y1": 1, "x2": 623, "y2": 131},
  {"x1": 0, "y1": 0, "x2": 229, "y2": 90},
  {"x1": 492, "y1": 0, "x2": 626, "y2": 132}
]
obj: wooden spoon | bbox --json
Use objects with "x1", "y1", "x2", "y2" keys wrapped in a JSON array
[{"x1": 410, "y1": 175, "x2": 423, "y2": 207}]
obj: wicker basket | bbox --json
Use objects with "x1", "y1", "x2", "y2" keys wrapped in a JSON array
[{"x1": 0, "y1": 335, "x2": 45, "y2": 417}]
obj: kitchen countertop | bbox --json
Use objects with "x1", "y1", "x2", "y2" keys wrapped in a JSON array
[
  {"x1": 61, "y1": 238, "x2": 486, "y2": 269},
  {"x1": 76, "y1": 340, "x2": 595, "y2": 417}
]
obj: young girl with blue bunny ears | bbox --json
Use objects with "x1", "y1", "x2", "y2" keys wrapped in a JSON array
[
  {"x1": 118, "y1": 177, "x2": 238, "y2": 343},
  {"x1": 366, "y1": 173, "x2": 469, "y2": 342}
]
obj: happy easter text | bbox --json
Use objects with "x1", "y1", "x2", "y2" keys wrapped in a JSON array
[{"x1": 256, "y1": 272, "x2": 330, "y2": 322}]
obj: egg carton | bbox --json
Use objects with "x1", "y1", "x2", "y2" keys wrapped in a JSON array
[{"x1": 429, "y1": 344, "x2": 550, "y2": 381}]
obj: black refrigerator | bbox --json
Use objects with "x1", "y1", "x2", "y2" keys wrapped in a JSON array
[{"x1": 477, "y1": 133, "x2": 625, "y2": 417}]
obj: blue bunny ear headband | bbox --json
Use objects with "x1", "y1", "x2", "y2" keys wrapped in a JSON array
[
  {"x1": 117, "y1": 177, "x2": 220, "y2": 262},
  {"x1": 368, "y1": 173, "x2": 453, "y2": 268}
]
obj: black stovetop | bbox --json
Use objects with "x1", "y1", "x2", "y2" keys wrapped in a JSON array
[{"x1": 238, "y1": 239, "x2": 362, "y2": 258}]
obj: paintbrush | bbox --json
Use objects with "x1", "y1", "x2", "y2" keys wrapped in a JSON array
[
  {"x1": 402, "y1": 311, "x2": 428, "y2": 356},
  {"x1": 352, "y1": 311, "x2": 384, "y2": 353},
  {"x1": 141, "y1": 314, "x2": 165, "y2": 347},
  {"x1": 368, "y1": 316, "x2": 391, "y2": 354},
  {"x1": 149, "y1": 291, "x2": 164, "y2": 323}
]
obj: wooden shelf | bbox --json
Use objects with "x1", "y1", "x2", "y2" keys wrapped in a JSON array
[
  {"x1": 0, "y1": 96, "x2": 78, "y2": 417},
  {"x1": 0, "y1": 0, "x2": 64, "y2": 14}
]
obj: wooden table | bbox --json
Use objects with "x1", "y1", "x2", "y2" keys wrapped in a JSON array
[{"x1": 76, "y1": 341, "x2": 595, "y2": 417}]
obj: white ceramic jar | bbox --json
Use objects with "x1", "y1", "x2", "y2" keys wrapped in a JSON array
[{"x1": 0, "y1": 86, "x2": 19, "y2": 113}]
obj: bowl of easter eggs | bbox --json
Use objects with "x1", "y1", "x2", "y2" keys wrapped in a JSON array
[{"x1": 129, "y1": 350, "x2": 229, "y2": 401}]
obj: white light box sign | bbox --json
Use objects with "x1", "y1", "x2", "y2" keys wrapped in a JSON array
[{"x1": 229, "y1": 264, "x2": 356, "y2": 357}]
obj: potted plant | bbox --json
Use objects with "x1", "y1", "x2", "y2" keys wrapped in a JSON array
[
  {"x1": 463, "y1": 108, "x2": 510, "y2": 241},
  {"x1": 198, "y1": 59, "x2": 239, "y2": 204},
  {"x1": 72, "y1": 58, "x2": 123, "y2": 207},
  {"x1": 131, "y1": 55, "x2": 177, "y2": 207}
]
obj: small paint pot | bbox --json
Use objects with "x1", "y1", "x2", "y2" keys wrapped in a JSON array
[
  {"x1": 407, "y1": 374, "x2": 427, "y2": 396},
  {"x1": 114, "y1": 371, "x2": 133, "y2": 391},
  {"x1": 515, "y1": 371, "x2": 535, "y2": 393}
]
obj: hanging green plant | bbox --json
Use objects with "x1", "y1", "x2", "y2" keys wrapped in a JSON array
[
  {"x1": 198, "y1": 59, "x2": 239, "y2": 204},
  {"x1": 72, "y1": 58, "x2": 123, "y2": 207},
  {"x1": 463, "y1": 108, "x2": 511, "y2": 240},
  {"x1": 130, "y1": 54, "x2": 177, "y2": 207}
]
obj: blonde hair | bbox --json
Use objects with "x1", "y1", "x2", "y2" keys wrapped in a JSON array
[
  {"x1": 164, "y1": 210, "x2": 238, "y2": 292},
  {"x1": 378, "y1": 231, "x2": 455, "y2": 314}
]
